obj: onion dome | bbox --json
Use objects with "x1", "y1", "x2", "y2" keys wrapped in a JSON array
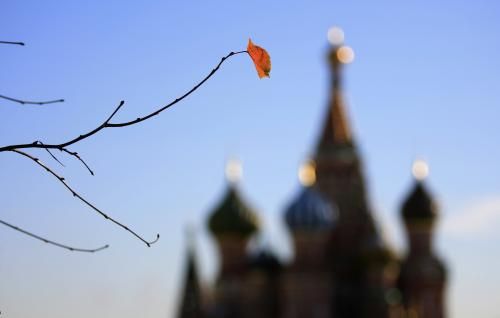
[
  {"x1": 284, "y1": 186, "x2": 337, "y2": 231},
  {"x1": 208, "y1": 186, "x2": 260, "y2": 238},
  {"x1": 401, "y1": 181, "x2": 437, "y2": 222}
]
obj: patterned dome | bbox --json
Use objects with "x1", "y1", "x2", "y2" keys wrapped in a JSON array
[
  {"x1": 401, "y1": 181, "x2": 437, "y2": 222},
  {"x1": 284, "y1": 186, "x2": 337, "y2": 231},
  {"x1": 207, "y1": 186, "x2": 260, "y2": 238}
]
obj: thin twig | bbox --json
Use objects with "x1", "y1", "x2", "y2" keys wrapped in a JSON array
[
  {"x1": 0, "y1": 218, "x2": 109, "y2": 252},
  {"x1": 106, "y1": 50, "x2": 248, "y2": 128},
  {"x1": 37, "y1": 141, "x2": 94, "y2": 175},
  {"x1": 0, "y1": 41, "x2": 25, "y2": 46},
  {"x1": 59, "y1": 148, "x2": 94, "y2": 175},
  {"x1": 0, "y1": 94, "x2": 64, "y2": 105},
  {"x1": 37, "y1": 141, "x2": 65, "y2": 167},
  {"x1": 10, "y1": 149, "x2": 159, "y2": 247},
  {"x1": 0, "y1": 51, "x2": 248, "y2": 153}
]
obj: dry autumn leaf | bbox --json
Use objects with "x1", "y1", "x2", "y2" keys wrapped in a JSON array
[{"x1": 247, "y1": 38, "x2": 271, "y2": 78}]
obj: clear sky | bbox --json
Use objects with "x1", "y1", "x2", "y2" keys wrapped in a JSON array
[{"x1": 1, "y1": 1, "x2": 499, "y2": 317}]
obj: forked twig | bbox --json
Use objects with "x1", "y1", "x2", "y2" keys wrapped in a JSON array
[
  {"x1": 10, "y1": 149, "x2": 159, "y2": 247},
  {"x1": 36, "y1": 141, "x2": 65, "y2": 167}
]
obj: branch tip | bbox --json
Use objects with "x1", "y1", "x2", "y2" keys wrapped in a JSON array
[
  {"x1": 0, "y1": 41, "x2": 25, "y2": 46},
  {"x1": 0, "y1": 218, "x2": 109, "y2": 253}
]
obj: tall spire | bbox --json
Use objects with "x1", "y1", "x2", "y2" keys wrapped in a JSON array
[
  {"x1": 177, "y1": 228, "x2": 203, "y2": 318},
  {"x1": 314, "y1": 27, "x2": 368, "y2": 218},
  {"x1": 317, "y1": 27, "x2": 355, "y2": 150},
  {"x1": 314, "y1": 29, "x2": 389, "y2": 318}
]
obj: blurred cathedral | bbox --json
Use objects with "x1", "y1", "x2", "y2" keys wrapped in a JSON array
[{"x1": 175, "y1": 28, "x2": 447, "y2": 318}]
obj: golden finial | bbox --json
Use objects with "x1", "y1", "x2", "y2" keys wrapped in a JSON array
[
  {"x1": 298, "y1": 160, "x2": 316, "y2": 187},
  {"x1": 225, "y1": 158, "x2": 243, "y2": 184},
  {"x1": 337, "y1": 46, "x2": 355, "y2": 64},
  {"x1": 412, "y1": 159, "x2": 429, "y2": 181}
]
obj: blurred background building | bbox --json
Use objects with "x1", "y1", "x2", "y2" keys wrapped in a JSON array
[{"x1": 176, "y1": 29, "x2": 447, "y2": 318}]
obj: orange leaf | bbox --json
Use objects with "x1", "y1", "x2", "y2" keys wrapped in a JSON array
[{"x1": 247, "y1": 38, "x2": 271, "y2": 79}]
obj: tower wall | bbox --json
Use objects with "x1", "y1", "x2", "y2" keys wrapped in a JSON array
[{"x1": 280, "y1": 231, "x2": 334, "y2": 318}]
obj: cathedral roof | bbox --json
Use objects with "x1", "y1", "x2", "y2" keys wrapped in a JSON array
[
  {"x1": 401, "y1": 181, "x2": 437, "y2": 222},
  {"x1": 284, "y1": 186, "x2": 337, "y2": 231},
  {"x1": 207, "y1": 185, "x2": 260, "y2": 238}
]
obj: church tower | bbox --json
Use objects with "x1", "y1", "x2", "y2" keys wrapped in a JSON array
[
  {"x1": 398, "y1": 161, "x2": 447, "y2": 318},
  {"x1": 281, "y1": 161, "x2": 337, "y2": 318},
  {"x1": 315, "y1": 27, "x2": 371, "y2": 226},
  {"x1": 314, "y1": 27, "x2": 396, "y2": 317},
  {"x1": 206, "y1": 161, "x2": 261, "y2": 318}
]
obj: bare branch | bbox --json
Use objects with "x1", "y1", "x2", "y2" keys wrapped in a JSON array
[
  {"x1": 106, "y1": 50, "x2": 248, "y2": 128},
  {"x1": 0, "y1": 49, "x2": 251, "y2": 249},
  {"x1": 0, "y1": 50, "x2": 248, "y2": 153},
  {"x1": 10, "y1": 149, "x2": 160, "y2": 247},
  {"x1": 0, "y1": 218, "x2": 109, "y2": 252},
  {"x1": 36, "y1": 141, "x2": 94, "y2": 175},
  {"x1": 0, "y1": 41, "x2": 25, "y2": 46},
  {"x1": 0, "y1": 94, "x2": 64, "y2": 105}
]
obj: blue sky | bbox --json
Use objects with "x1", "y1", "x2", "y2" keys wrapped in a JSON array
[{"x1": 1, "y1": 1, "x2": 499, "y2": 317}]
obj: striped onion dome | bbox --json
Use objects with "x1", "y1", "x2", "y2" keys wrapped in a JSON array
[{"x1": 284, "y1": 186, "x2": 337, "y2": 231}]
